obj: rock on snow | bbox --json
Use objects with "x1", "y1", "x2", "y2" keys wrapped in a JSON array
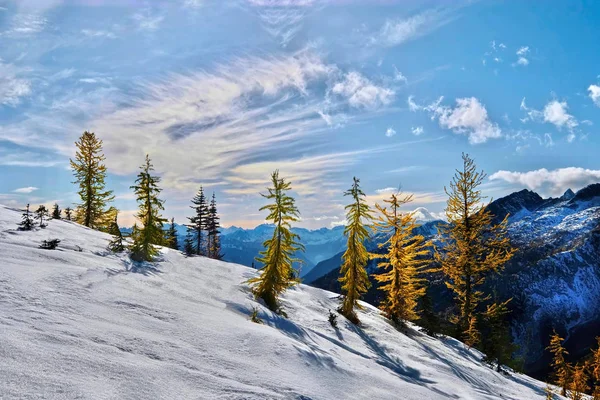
[{"x1": 0, "y1": 205, "x2": 560, "y2": 399}]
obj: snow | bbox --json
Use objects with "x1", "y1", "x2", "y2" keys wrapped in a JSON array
[{"x1": 0, "y1": 205, "x2": 561, "y2": 399}]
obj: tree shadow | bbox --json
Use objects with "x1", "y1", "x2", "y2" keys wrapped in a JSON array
[{"x1": 104, "y1": 257, "x2": 163, "y2": 277}]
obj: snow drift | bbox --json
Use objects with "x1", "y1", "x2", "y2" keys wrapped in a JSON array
[{"x1": 0, "y1": 205, "x2": 560, "y2": 399}]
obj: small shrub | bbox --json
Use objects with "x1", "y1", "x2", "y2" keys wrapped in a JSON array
[
  {"x1": 250, "y1": 307, "x2": 263, "y2": 324},
  {"x1": 40, "y1": 239, "x2": 61, "y2": 250},
  {"x1": 328, "y1": 310, "x2": 338, "y2": 328}
]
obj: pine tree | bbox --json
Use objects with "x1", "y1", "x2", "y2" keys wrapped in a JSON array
[
  {"x1": 544, "y1": 383, "x2": 555, "y2": 400},
  {"x1": 339, "y1": 177, "x2": 372, "y2": 323},
  {"x1": 481, "y1": 299, "x2": 517, "y2": 371},
  {"x1": 188, "y1": 186, "x2": 208, "y2": 256},
  {"x1": 107, "y1": 213, "x2": 124, "y2": 252},
  {"x1": 165, "y1": 218, "x2": 179, "y2": 250},
  {"x1": 434, "y1": 153, "x2": 515, "y2": 339},
  {"x1": 418, "y1": 284, "x2": 440, "y2": 336},
  {"x1": 52, "y1": 203, "x2": 61, "y2": 219},
  {"x1": 547, "y1": 330, "x2": 571, "y2": 396},
  {"x1": 371, "y1": 192, "x2": 431, "y2": 324},
  {"x1": 35, "y1": 205, "x2": 49, "y2": 228},
  {"x1": 129, "y1": 155, "x2": 167, "y2": 262},
  {"x1": 70, "y1": 131, "x2": 115, "y2": 229},
  {"x1": 64, "y1": 207, "x2": 73, "y2": 221},
  {"x1": 184, "y1": 228, "x2": 195, "y2": 256},
  {"x1": 247, "y1": 170, "x2": 304, "y2": 312},
  {"x1": 207, "y1": 193, "x2": 223, "y2": 259},
  {"x1": 570, "y1": 363, "x2": 588, "y2": 400},
  {"x1": 18, "y1": 204, "x2": 35, "y2": 230}
]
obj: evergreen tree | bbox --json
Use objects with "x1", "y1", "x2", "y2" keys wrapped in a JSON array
[
  {"x1": 547, "y1": 330, "x2": 571, "y2": 396},
  {"x1": 184, "y1": 228, "x2": 195, "y2": 256},
  {"x1": 19, "y1": 204, "x2": 36, "y2": 230},
  {"x1": 434, "y1": 153, "x2": 515, "y2": 339},
  {"x1": 570, "y1": 364, "x2": 588, "y2": 400},
  {"x1": 188, "y1": 186, "x2": 208, "y2": 256},
  {"x1": 107, "y1": 213, "x2": 124, "y2": 252},
  {"x1": 371, "y1": 192, "x2": 431, "y2": 324},
  {"x1": 418, "y1": 284, "x2": 440, "y2": 336},
  {"x1": 165, "y1": 218, "x2": 179, "y2": 250},
  {"x1": 247, "y1": 170, "x2": 304, "y2": 312},
  {"x1": 70, "y1": 131, "x2": 115, "y2": 229},
  {"x1": 480, "y1": 299, "x2": 517, "y2": 371},
  {"x1": 64, "y1": 207, "x2": 73, "y2": 221},
  {"x1": 52, "y1": 203, "x2": 61, "y2": 219},
  {"x1": 129, "y1": 155, "x2": 167, "y2": 262},
  {"x1": 339, "y1": 177, "x2": 372, "y2": 323},
  {"x1": 35, "y1": 205, "x2": 49, "y2": 228},
  {"x1": 207, "y1": 193, "x2": 223, "y2": 259}
]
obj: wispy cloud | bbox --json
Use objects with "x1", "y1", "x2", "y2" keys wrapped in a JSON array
[
  {"x1": 0, "y1": 61, "x2": 31, "y2": 106},
  {"x1": 330, "y1": 71, "x2": 394, "y2": 109},
  {"x1": 385, "y1": 127, "x2": 396, "y2": 137},
  {"x1": 132, "y1": 9, "x2": 165, "y2": 31},
  {"x1": 371, "y1": 9, "x2": 454, "y2": 48},
  {"x1": 490, "y1": 167, "x2": 600, "y2": 196},
  {"x1": 81, "y1": 29, "x2": 116, "y2": 39},
  {"x1": 13, "y1": 186, "x2": 39, "y2": 194},
  {"x1": 409, "y1": 96, "x2": 501, "y2": 144}
]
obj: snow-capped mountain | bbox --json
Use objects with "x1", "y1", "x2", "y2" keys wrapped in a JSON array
[
  {"x1": 0, "y1": 204, "x2": 561, "y2": 399},
  {"x1": 310, "y1": 184, "x2": 600, "y2": 377}
]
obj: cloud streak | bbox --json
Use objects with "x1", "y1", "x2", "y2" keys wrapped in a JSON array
[{"x1": 490, "y1": 167, "x2": 600, "y2": 196}]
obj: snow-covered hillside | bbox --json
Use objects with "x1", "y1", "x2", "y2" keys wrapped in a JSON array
[{"x1": 0, "y1": 205, "x2": 558, "y2": 399}]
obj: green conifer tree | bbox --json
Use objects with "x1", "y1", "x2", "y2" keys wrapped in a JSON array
[
  {"x1": 184, "y1": 228, "x2": 195, "y2": 256},
  {"x1": 247, "y1": 170, "x2": 304, "y2": 312},
  {"x1": 52, "y1": 203, "x2": 61, "y2": 219},
  {"x1": 107, "y1": 213, "x2": 124, "y2": 252},
  {"x1": 129, "y1": 155, "x2": 167, "y2": 262},
  {"x1": 207, "y1": 193, "x2": 223, "y2": 259},
  {"x1": 70, "y1": 131, "x2": 115, "y2": 229},
  {"x1": 434, "y1": 153, "x2": 515, "y2": 339},
  {"x1": 481, "y1": 299, "x2": 517, "y2": 371},
  {"x1": 165, "y1": 218, "x2": 179, "y2": 250},
  {"x1": 19, "y1": 204, "x2": 35, "y2": 230},
  {"x1": 188, "y1": 186, "x2": 208, "y2": 256},
  {"x1": 35, "y1": 205, "x2": 49, "y2": 228},
  {"x1": 547, "y1": 330, "x2": 571, "y2": 396},
  {"x1": 339, "y1": 177, "x2": 372, "y2": 324},
  {"x1": 418, "y1": 283, "x2": 440, "y2": 336},
  {"x1": 64, "y1": 207, "x2": 73, "y2": 221},
  {"x1": 371, "y1": 192, "x2": 431, "y2": 324}
]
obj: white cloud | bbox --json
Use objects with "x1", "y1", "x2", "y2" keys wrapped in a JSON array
[
  {"x1": 516, "y1": 57, "x2": 529, "y2": 66},
  {"x1": 331, "y1": 71, "x2": 394, "y2": 109},
  {"x1": 393, "y1": 65, "x2": 407, "y2": 83},
  {"x1": 372, "y1": 9, "x2": 452, "y2": 47},
  {"x1": 588, "y1": 84, "x2": 600, "y2": 107},
  {"x1": 385, "y1": 127, "x2": 396, "y2": 137},
  {"x1": 411, "y1": 96, "x2": 501, "y2": 144},
  {"x1": 132, "y1": 10, "x2": 165, "y2": 31},
  {"x1": 13, "y1": 186, "x2": 39, "y2": 194},
  {"x1": 543, "y1": 100, "x2": 578, "y2": 131},
  {"x1": 81, "y1": 29, "x2": 116, "y2": 39},
  {"x1": 411, "y1": 126, "x2": 424, "y2": 136},
  {"x1": 520, "y1": 98, "x2": 578, "y2": 135},
  {"x1": 0, "y1": 62, "x2": 31, "y2": 106},
  {"x1": 376, "y1": 187, "x2": 398, "y2": 194},
  {"x1": 247, "y1": 0, "x2": 315, "y2": 47},
  {"x1": 490, "y1": 167, "x2": 600, "y2": 196},
  {"x1": 516, "y1": 46, "x2": 530, "y2": 56}
]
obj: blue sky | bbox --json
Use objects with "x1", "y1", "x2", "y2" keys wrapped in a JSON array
[{"x1": 1, "y1": 0, "x2": 600, "y2": 228}]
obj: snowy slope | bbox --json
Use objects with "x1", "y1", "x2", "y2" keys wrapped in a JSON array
[{"x1": 0, "y1": 205, "x2": 559, "y2": 399}]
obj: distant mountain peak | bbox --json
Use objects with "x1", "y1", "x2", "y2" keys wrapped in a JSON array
[
  {"x1": 561, "y1": 188, "x2": 575, "y2": 201},
  {"x1": 411, "y1": 207, "x2": 441, "y2": 222}
]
